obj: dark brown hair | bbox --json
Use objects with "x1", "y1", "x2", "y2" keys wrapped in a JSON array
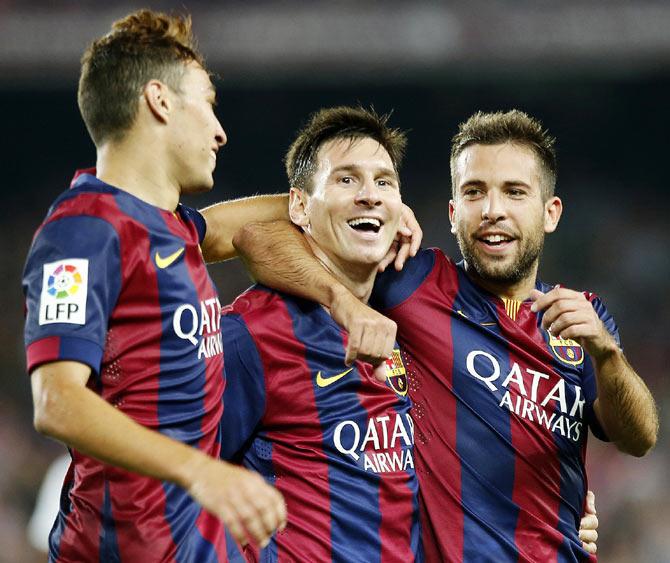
[
  {"x1": 450, "y1": 110, "x2": 557, "y2": 198},
  {"x1": 78, "y1": 10, "x2": 205, "y2": 146},
  {"x1": 285, "y1": 106, "x2": 407, "y2": 193}
]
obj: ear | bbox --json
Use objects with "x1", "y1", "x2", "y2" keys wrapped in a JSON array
[
  {"x1": 142, "y1": 80, "x2": 171, "y2": 124},
  {"x1": 289, "y1": 187, "x2": 310, "y2": 228},
  {"x1": 449, "y1": 199, "x2": 457, "y2": 234},
  {"x1": 543, "y1": 196, "x2": 562, "y2": 233}
]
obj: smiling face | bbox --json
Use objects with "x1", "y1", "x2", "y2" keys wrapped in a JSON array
[
  {"x1": 169, "y1": 62, "x2": 226, "y2": 194},
  {"x1": 290, "y1": 136, "x2": 402, "y2": 278},
  {"x1": 449, "y1": 142, "x2": 562, "y2": 287}
]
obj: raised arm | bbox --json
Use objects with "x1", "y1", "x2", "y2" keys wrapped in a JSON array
[
  {"x1": 199, "y1": 194, "x2": 289, "y2": 263},
  {"x1": 32, "y1": 360, "x2": 286, "y2": 546},
  {"x1": 531, "y1": 287, "x2": 658, "y2": 457}
]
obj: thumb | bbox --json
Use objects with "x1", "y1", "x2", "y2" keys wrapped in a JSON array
[
  {"x1": 372, "y1": 362, "x2": 388, "y2": 383},
  {"x1": 529, "y1": 289, "x2": 544, "y2": 302}
]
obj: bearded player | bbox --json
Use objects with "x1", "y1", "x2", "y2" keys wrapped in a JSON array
[{"x1": 232, "y1": 110, "x2": 656, "y2": 561}]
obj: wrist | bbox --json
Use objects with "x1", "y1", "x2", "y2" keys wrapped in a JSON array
[
  {"x1": 328, "y1": 283, "x2": 355, "y2": 310},
  {"x1": 591, "y1": 341, "x2": 622, "y2": 366},
  {"x1": 174, "y1": 447, "x2": 210, "y2": 490}
]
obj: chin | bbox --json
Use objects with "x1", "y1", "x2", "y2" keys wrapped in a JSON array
[{"x1": 183, "y1": 176, "x2": 215, "y2": 195}]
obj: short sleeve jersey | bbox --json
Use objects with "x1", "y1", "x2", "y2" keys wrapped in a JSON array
[
  {"x1": 370, "y1": 248, "x2": 618, "y2": 563},
  {"x1": 23, "y1": 174, "x2": 239, "y2": 562},
  {"x1": 220, "y1": 286, "x2": 422, "y2": 562}
]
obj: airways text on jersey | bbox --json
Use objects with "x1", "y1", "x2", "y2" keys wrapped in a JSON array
[{"x1": 465, "y1": 349, "x2": 586, "y2": 442}]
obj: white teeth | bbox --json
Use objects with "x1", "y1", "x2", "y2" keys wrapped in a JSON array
[
  {"x1": 484, "y1": 234, "x2": 511, "y2": 243},
  {"x1": 347, "y1": 218, "x2": 381, "y2": 228}
]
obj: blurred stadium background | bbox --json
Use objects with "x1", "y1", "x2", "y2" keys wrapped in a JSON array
[{"x1": 1, "y1": 1, "x2": 668, "y2": 561}]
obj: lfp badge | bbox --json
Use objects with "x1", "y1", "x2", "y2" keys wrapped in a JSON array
[
  {"x1": 385, "y1": 349, "x2": 408, "y2": 397},
  {"x1": 548, "y1": 332, "x2": 584, "y2": 366},
  {"x1": 39, "y1": 259, "x2": 89, "y2": 325}
]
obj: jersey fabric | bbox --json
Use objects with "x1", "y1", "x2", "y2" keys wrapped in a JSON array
[
  {"x1": 220, "y1": 286, "x2": 422, "y2": 562},
  {"x1": 23, "y1": 173, "x2": 239, "y2": 562},
  {"x1": 371, "y1": 248, "x2": 617, "y2": 563}
]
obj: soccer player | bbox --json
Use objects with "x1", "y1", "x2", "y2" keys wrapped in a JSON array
[
  {"x1": 220, "y1": 107, "x2": 421, "y2": 561},
  {"x1": 22, "y1": 10, "x2": 287, "y2": 561},
  {"x1": 232, "y1": 110, "x2": 658, "y2": 561}
]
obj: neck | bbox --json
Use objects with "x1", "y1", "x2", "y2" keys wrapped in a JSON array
[
  {"x1": 464, "y1": 260, "x2": 539, "y2": 301},
  {"x1": 306, "y1": 237, "x2": 377, "y2": 305},
  {"x1": 95, "y1": 133, "x2": 180, "y2": 211}
]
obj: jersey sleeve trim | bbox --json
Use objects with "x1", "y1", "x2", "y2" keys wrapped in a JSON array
[{"x1": 26, "y1": 335, "x2": 104, "y2": 375}]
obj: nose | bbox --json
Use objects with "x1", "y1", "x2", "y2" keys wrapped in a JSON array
[
  {"x1": 354, "y1": 179, "x2": 382, "y2": 207},
  {"x1": 481, "y1": 189, "x2": 506, "y2": 222},
  {"x1": 215, "y1": 119, "x2": 227, "y2": 147}
]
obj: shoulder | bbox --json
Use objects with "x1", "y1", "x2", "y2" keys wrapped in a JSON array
[{"x1": 371, "y1": 247, "x2": 455, "y2": 311}]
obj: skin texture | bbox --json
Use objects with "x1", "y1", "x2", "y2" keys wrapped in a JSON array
[
  {"x1": 449, "y1": 142, "x2": 562, "y2": 301},
  {"x1": 31, "y1": 60, "x2": 287, "y2": 548},
  {"x1": 290, "y1": 137, "x2": 403, "y2": 302}
]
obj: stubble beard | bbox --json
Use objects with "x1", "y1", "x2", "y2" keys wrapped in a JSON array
[{"x1": 455, "y1": 226, "x2": 545, "y2": 285}]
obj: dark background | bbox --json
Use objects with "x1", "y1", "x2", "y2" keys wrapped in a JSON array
[{"x1": 1, "y1": 2, "x2": 668, "y2": 561}]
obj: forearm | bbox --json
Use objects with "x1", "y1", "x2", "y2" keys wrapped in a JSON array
[
  {"x1": 234, "y1": 220, "x2": 398, "y2": 364},
  {"x1": 32, "y1": 363, "x2": 207, "y2": 488},
  {"x1": 200, "y1": 194, "x2": 289, "y2": 263},
  {"x1": 593, "y1": 350, "x2": 658, "y2": 456},
  {"x1": 233, "y1": 220, "x2": 350, "y2": 307}
]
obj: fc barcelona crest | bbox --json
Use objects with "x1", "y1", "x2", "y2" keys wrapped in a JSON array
[
  {"x1": 385, "y1": 349, "x2": 408, "y2": 397},
  {"x1": 548, "y1": 333, "x2": 584, "y2": 366}
]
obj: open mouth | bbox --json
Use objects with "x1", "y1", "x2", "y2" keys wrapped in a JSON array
[
  {"x1": 347, "y1": 217, "x2": 382, "y2": 234},
  {"x1": 477, "y1": 233, "x2": 515, "y2": 249}
]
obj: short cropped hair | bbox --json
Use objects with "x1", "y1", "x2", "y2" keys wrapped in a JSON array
[
  {"x1": 450, "y1": 110, "x2": 557, "y2": 199},
  {"x1": 285, "y1": 106, "x2": 407, "y2": 193},
  {"x1": 78, "y1": 10, "x2": 205, "y2": 146}
]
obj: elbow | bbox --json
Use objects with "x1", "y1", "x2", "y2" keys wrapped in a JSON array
[
  {"x1": 232, "y1": 221, "x2": 265, "y2": 256},
  {"x1": 617, "y1": 426, "x2": 658, "y2": 458},
  {"x1": 635, "y1": 427, "x2": 658, "y2": 457},
  {"x1": 33, "y1": 387, "x2": 62, "y2": 438},
  {"x1": 32, "y1": 376, "x2": 72, "y2": 440}
]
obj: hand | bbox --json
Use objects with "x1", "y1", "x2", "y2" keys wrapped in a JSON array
[
  {"x1": 529, "y1": 287, "x2": 618, "y2": 362},
  {"x1": 579, "y1": 490, "x2": 598, "y2": 554},
  {"x1": 378, "y1": 204, "x2": 422, "y2": 272},
  {"x1": 187, "y1": 456, "x2": 287, "y2": 548},
  {"x1": 330, "y1": 289, "x2": 397, "y2": 366}
]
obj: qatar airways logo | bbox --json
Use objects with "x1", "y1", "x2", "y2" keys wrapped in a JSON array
[
  {"x1": 466, "y1": 350, "x2": 586, "y2": 442},
  {"x1": 172, "y1": 297, "x2": 223, "y2": 359},
  {"x1": 333, "y1": 413, "x2": 414, "y2": 473}
]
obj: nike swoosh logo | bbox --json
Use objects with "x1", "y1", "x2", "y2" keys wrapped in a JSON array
[
  {"x1": 155, "y1": 247, "x2": 185, "y2": 269},
  {"x1": 316, "y1": 368, "x2": 354, "y2": 388}
]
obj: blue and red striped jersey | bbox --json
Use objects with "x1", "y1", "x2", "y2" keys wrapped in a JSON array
[
  {"x1": 371, "y1": 248, "x2": 617, "y2": 563},
  {"x1": 220, "y1": 286, "x2": 422, "y2": 562},
  {"x1": 23, "y1": 174, "x2": 239, "y2": 562}
]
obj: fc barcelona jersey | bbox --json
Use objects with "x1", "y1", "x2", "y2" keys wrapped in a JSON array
[
  {"x1": 371, "y1": 248, "x2": 618, "y2": 563},
  {"x1": 23, "y1": 174, "x2": 239, "y2": 562},
  {"x1": 220, "y1": 286, "x2": 422, "y2": 562}
]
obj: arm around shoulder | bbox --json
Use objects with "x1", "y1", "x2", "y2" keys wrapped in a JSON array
[
  {"x1": 233, "y1": 220, "x2": 397, "y2": 365},
  {"x1": 200, "y1": 194, "x2": 289, "y2": 263}
]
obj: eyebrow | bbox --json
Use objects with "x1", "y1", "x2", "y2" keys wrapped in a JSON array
[
  {"x1": 330, "y1": 164, "x2": 398, "y2": 179},
  {"x1": 460, "y1": 179, "x2": 532, "y2": 189}
]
